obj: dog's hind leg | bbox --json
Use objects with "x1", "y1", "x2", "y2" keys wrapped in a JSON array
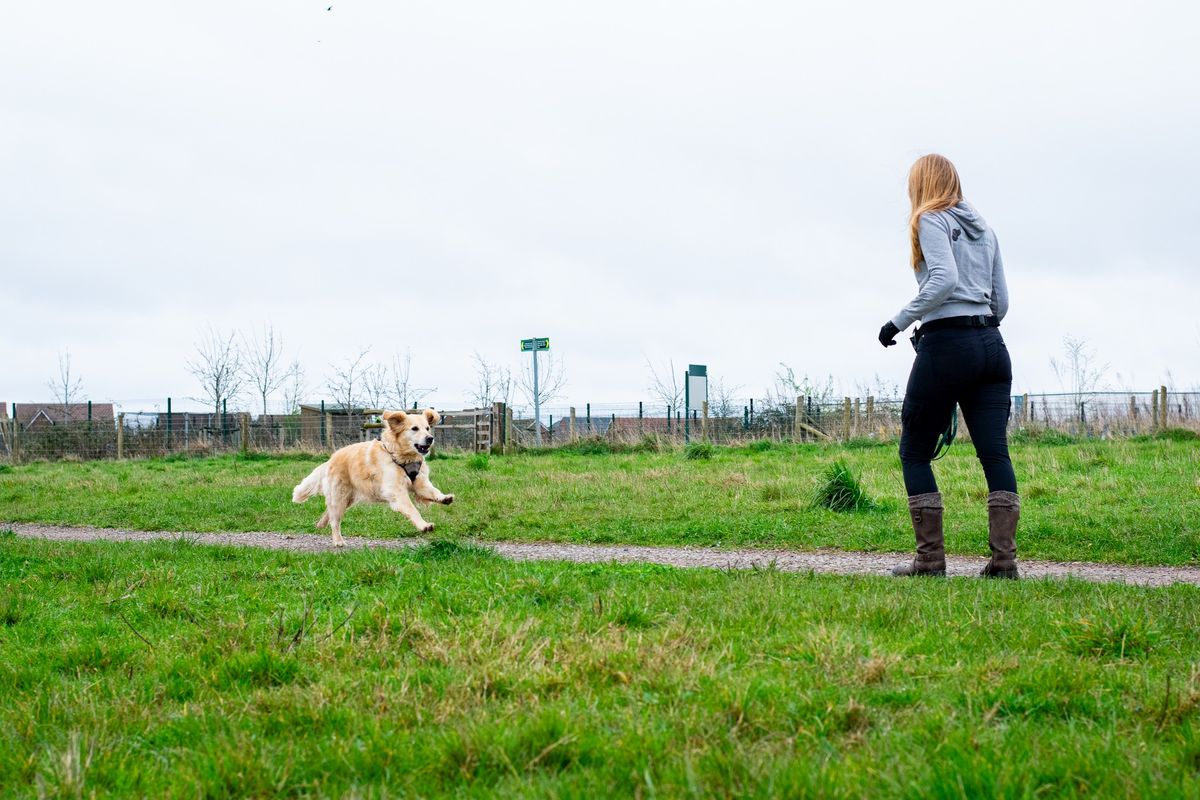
[
  {"x1": 316, "y1": 511, "x2": 330, "y2": 529},
  {"x1": 324, "y1": 488, "x2": 353, "y2": 547}
]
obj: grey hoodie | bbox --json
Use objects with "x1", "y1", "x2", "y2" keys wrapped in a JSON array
[{"x1": 890, "y1": 201, "x2": 1008, "y2": 331}]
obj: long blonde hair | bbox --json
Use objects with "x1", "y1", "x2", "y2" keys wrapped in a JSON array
[{"x1": 908, "y1": 154, "x2": 962, "y2": 268}]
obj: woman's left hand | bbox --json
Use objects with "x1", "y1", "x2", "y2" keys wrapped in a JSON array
[{"x1": 879, "y1": 321, "x2": 900, "y2": 348}]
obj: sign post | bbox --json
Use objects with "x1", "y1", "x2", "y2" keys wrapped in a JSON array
[
  {"x1": 519, "y1": 337, "x2": 551, "y2": 445},
  {"x1": 684, "y1": 364, "x2": 707, "y2": 444}
]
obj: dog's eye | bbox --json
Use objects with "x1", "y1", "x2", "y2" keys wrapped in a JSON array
[{"x1": 411, "y1": 426, "x2": 419, "y2": 432}]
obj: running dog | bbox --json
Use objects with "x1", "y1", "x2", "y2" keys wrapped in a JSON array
[{"x1": 292, "y1": 408, "x2": 454, "y2": 546}]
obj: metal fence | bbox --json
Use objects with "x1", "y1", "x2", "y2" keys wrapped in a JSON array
[{"x1": 1, "y1": 390, "x2": 1196, "y2": 463}]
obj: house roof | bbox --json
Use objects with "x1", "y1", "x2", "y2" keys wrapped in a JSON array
[
  {"x1": 299, "y1": 404, "x2": 373, "y2": 414},
  {"x1": 13, "y1": 403, "x2": 115, "y2": 424}
]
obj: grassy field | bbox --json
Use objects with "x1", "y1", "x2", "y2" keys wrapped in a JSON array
[
  {"x1": 2, "y1": 435, "x2": 1199, "y2": 564},
  {"x1": 2, "y1": 534, "x2": 1199, "y2": 798}
]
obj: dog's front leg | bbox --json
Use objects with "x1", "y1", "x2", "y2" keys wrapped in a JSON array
[
  {"x1": 412, "y1": 474, "x2": 454, "y2": 506},
  {"x1": 386, "y1": 489, "x2": 434, "y2": 533}
]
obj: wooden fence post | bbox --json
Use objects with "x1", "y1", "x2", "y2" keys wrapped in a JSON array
[
  {"x1": 240, "y1": 413, "x2": 250, "y2": 455},
  {"x1": 853, "y1": 398, "x2": 861, "y2": 436},
  {"x1": 506, "y1": 405, "x2": 514, "y2": 453},
  {"x1": 10, "y1": 418, "x2": 20, "y2": 465},
  {"x1": 1151, "y1": 389, "x2": 1160, "y2": 431},
  {"x1": 325, "y1": 413, "x2": 334, "y2": 450},
  {"x1": 1161, "y1": 385, "x2": 1169, "y2": 428},
  {"x1": 569, "y1": 407, "x2": 576, "y2": 441},
  {"x1": 842, "y1": 397, "x2": 851, "y2": 441},
  {"x1": 866, "y1": 396, "x2": 875, "y2": 432},
  {"x1": 1022, "y1": 393, "x2": 1030, "y2": 424},
  {"x1": 701, "y1": 401, "x2": 709, "y2": 442},
  {"x1": 117, "y1": 413, "x2": 125, "y2": 460},
  {"x1": 793, "y1": 396, "x2": 803, "y2": 443}
]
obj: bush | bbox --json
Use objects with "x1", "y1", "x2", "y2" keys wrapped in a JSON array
[
  {"x1": 683, "y1": 442, "x2": 714, "y2": 460},
  {"x1": 1009, "y1": 427, "x2": 1076, "y2": 446},
  {"x1": 1153, "y1": 428, "x2": 1199, "y2": 442},
  {"x1": 813, "y1": 461, "x2": 875, "y2": 512},
  {"x1": 466, "y1": 453, "x2": 490, "y2": 471}
]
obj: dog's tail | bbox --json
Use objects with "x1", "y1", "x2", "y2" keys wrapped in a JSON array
[{"x1": 292, "y1": 463, "x2": 328, "y2": 504}]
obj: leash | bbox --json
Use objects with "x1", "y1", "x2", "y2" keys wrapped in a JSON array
[{"x1": 931, "y1": 408, "x2": 957, "y2": 461}]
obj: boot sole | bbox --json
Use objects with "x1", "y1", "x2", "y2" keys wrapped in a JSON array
[{"x1": 980, "y1": 568, "x2": 1020, "y2": 580}]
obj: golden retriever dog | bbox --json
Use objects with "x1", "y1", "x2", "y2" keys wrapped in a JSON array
[{"x1": 292, "y1": 408, "x2": 454, "y2": 546}]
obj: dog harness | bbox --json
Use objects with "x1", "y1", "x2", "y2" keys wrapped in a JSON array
[{"x1": 379, "y1": 442, "x2": 423, "y2": 483}]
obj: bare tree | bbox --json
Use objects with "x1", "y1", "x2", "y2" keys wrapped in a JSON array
[
  {"x1": 771, "y1": 363, "x2": 836, "y2": 406},
  {"x1": 1051, "y1": 336, "x2": 1109, "y2": 419},
  {"x1": 707, "y1": 376, "x2": 742, "y2": 420},
  {"x1": 387, "y1": 351, "x2": 435, "y2": 410},
  {"x1": 361, "y1": 362, "x2": 390, "y2": 411},
  {"x1": 47, "y1": 349, "x2": 84, "y2": 420},
  {"x1": 516, "y1": 352, "x2": 566, "y2": 414},
  {"x1": 646, "y1": 358, "x2": 683, "y2": 415},
  {"x1": 243, "y1": 324, "x2": 290, "y2": 415},
  {"x1": 469, "y1": 353, "x2": 512, "y2": 409},
  {"x1": 188, "y1": 328, "x2": 247, "y2": 419},
  {"x1": 281, "y1": 360, "x2": 307, "y2": 415},
  {"x1": 325, "y1": 349, "x2": 372, "y2": 418}
]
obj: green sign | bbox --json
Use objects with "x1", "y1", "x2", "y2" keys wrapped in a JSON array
[{"x1": 520, "y1": 338, "x2": 551, "y2": 352}]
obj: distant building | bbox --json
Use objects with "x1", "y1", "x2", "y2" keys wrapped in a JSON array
[{"x1": 13, "y1": 403, "x2": 115, "y2": 432}]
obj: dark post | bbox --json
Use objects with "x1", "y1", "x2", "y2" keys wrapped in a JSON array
[
  {"x1": 743, "y1": 406, "x2": 749, "y2": 430},
  {"x1": 667, "y1": 405, "x2": 672, "y2": 434},
  {"x1": 166, "y1": 397, "x2": 173, "y2": 450},
  {"x1": 638, "y1": 401, "x2": 643, "y2": 436},
  {"x1": 548, "y1": 414, "x2": 553, "y2": 445},
  {"x1": 610, "y1": 413, "x2": 616, "y2": 440},
  {"x1": 586, "y1": 403, "x2": 591, "y2": 434},
  {"x1": 222, "y1": 398, "x2": 228, "y2": 445},
  {"x1": 320, "y1": 400, "x2": 326, "y2": 445},
  {"x1": 749, "y1": 398, "x2": 755, "y2": 426}
]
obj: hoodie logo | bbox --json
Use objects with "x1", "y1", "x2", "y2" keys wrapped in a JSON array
[{"x1": 952, "y1": 228, "x2": 962, "y2": 241}]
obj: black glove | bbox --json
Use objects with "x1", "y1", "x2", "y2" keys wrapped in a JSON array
[{"x1": 878, "y1": 321, "x2": 900, "y2": 348}]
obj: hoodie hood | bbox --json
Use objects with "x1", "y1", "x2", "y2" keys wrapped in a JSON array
[{"x1": 944, "y1": 201, "x2": 987, "y2": 240}]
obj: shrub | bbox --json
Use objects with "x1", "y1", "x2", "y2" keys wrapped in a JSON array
[
  {"x1": 466, "y1": 453, "x2": 490, "y2": 471},
  {"x1": 1154, "y1": 428, "x2": 1199, "y2": 442},
  {"x1": 684, "y1": 442, "x2": 714, "y2": 460},
  {"x1": 813, "y1": 460, "x2": 875, "y2": 512}
]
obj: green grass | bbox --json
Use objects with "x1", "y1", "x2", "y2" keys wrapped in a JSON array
[
  {"x1": 2, "y1": 536, "x2": 1198, "y2": 797},
  {"x1": 1, "y1": 438, "x2": 1199, "y2": 565}
]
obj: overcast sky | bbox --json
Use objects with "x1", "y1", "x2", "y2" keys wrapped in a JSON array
[{"x1": 3, "y1": 1, "x2": 1198, "y2": 414}]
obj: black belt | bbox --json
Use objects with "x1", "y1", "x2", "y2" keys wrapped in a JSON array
[{"x1": 918, "y1": 314, "x2": 1000, "y2": 333}]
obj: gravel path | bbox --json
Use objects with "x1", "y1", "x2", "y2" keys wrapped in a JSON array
[{"x1": 8, "y1": 522, "x2": 1200, "y2": 587}]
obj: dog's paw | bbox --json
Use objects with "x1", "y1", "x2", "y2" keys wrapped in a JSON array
[
  {"x1": 332, "y1": 538, "x2": 346, "y2": 548},
  {"x1": 441, "y1": 494, "x2": 455, "y2": 505},
  {"x1": 421, "y1": 523, "x2": 435, "y2": 533}
]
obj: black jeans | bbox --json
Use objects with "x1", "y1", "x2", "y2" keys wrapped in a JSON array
[{"x1": 899, "y1": 326, "x2": 1018, "y2": 496}]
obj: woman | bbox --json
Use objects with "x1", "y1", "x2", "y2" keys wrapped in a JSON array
[{"x1": 878, "y1": 154, "x2": 1020, "y2": 579}]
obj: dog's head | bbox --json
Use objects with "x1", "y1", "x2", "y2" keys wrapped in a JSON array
[{"x1": 383, "y1": 408, "x2": 441, "y2": 457}]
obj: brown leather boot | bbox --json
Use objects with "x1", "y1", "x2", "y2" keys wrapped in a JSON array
[
  {"x1": 981, "y1": 490, "x2": 1020, "y2": 579},
  {"x1": 892, "y1": 492, "x2": 946, "y2": 577}
]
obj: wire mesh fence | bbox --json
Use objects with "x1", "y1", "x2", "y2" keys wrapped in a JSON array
[{"x1": 1, "y1": 390, "x2": 1196, "y2": 463}]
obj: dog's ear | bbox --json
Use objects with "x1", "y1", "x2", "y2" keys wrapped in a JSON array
[
  {"x1": 423, "y1": 408, "x2": 441, "y2": 427},
  {"x1": 384, "y1": 410, "x2": 407, "y2": 432}
]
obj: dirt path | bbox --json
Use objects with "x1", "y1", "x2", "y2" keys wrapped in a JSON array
[{"x1": 8, "y1": 522, "x2": 1200, "y2": 587}]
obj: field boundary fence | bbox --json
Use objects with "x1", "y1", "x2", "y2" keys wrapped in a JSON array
[{"x1": 1, "y1": 389, "x2": 1196, "y2": 464}]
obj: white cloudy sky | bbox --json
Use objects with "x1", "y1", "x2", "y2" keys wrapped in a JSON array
[{"x1": 3, "y1": 0, "x2": 1198, "y2": 413}]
